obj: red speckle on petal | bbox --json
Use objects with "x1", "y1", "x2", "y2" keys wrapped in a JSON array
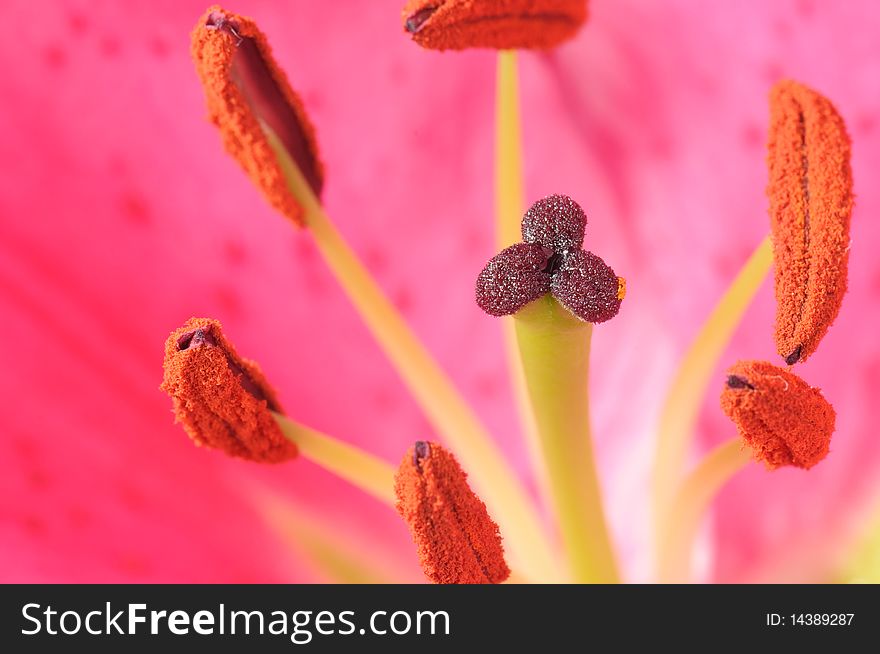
[
  {"x1": 118, "y1": 483, "x2": 147, "y2": 513},
  {"x1": 21, "y1": 515, "x2": 48, "y2": 538},
  {"x1": 120, "y1": 191, "x2": 151, "y2": 225},
  {"x1": 100, "y1": 36, "x2": 122, "y2": 58},
  {"x1": 12, "y1": 437, "x2": 39, "y2": 461},
  {"x1": 68, "y1": 13, "x2": 88, "y2": 35},
  {"x1": 393, "y1": 286, "x2": 415, "y2": 314},
  {"x1": 796, "y1": 0, "x2": 816, "y2": 19},
  {"x1": 149, "y1": 37, "x2": 170, "y2": 59},
  {"x1": 27, "y1": 469, "x2": 52, "y2": 491},
  {"x1": 474, "y1": 372, "x2": 501, "y2": 399},
  {"x1": 741, "y1": 122, "x2": 763, "y2": 149},
  {"x1": 763, "y1": 61, "x2": 784, "y2": 84},
  {"x1": 371, "y1": 387, "x2": 399, "y2": 412},
  {"x1": 214, "y1": 285, "x2": 243, "y2": 317},
  {"x1": 462, "y1": 226, "x2": 489, "y2": 256},
  {"x1": 67, "y1": 506, "x2": 92, "y2": 529},
  {"x1": 114, "y1": 554, "x2": 151, "y2": 577},
  {"x1": 857, "y1": 115, "x2": 875, "y2": 135},
  {"x1": 222, "y1": 240, "x2": 248, "y2": 266},
  {"x1": 108, "y1": 155, "x2": 128, "y2": 176},
  {"x1": 363, "y1": 245, "x2": 389, "y2": 274},
  {"x1": 772, "y1": 19, "x2": 792, "y2": 39},
  {"x1": 870, "y1": 268, "x2": 880, "y2": 296},
  {"x1": 44, "y1": 45, "x2": 67, "y2": 69},
  {"x1": 291, "y1": 234, "x2": 318, "y2": 263}
]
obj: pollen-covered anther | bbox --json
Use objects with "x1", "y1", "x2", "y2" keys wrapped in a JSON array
[
  {"x1": 192, "y1": 5, "x2": 324, "y2": 226},
  {"x1": 767, "y1": 80, "x2": 853, "y2": 365},
  {"x1": 395, "y1": 441, "x2": 510, "y2": 584},
  {"x1": 161, "y1": 317, "x2": 297, "y2": 463},
  {"x1": 402, "y1": 0, "x2": 588, "y2": 51},
  {"x1": 616, "y1": 276, "x2": 627, "y2": 301},
  {"x1": 720, "y1": 360, "x2": 835, "y2": 470}
]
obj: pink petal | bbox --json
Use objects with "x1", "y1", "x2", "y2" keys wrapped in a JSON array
[{"x1": 1, "y1": 0, "x2": 879, "y2": 584}]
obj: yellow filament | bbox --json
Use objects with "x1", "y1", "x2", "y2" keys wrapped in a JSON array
[
  {"x1": 272, "y1": 415, "x2": 533, "y2": 583},
  {"x1": 652, "y1": 236, "x2": 772, "y2": 554},
  {"x1": 657, "y1": 437, "x2": 752, "y2": 583},
  {"x1": 273, "y1": 412, "x2": 396, "y2": 507},
  {"x1": 253, "y1": 488, "x2": 406, "y2": 583},
  {"x1": 495, "y1": 50, "x2": 525, "y2": 248}
]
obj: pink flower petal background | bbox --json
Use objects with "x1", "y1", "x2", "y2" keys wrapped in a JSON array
[{"x1": 1, "y1": 0, "x2": 878, "y2": 582}]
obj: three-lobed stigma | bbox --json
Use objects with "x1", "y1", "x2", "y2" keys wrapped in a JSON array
[{"x1": 476, "y1": 194, "x2": 624, "y2": 323}]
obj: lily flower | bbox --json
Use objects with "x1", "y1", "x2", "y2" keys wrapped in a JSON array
[{"x1": 2, "y1": 0, "x2": 880, "y2": 584}]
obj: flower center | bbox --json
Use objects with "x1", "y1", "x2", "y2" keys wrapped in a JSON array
[{"x1": 541, "y1": 247, "x2": 566, "y2": 275}]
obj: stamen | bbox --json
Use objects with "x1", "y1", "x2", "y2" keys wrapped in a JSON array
[
  {"x1": 395, "y1": 441, "x2": 511, "y2": 584},
  {"x1": 163, "y1": 319, "x2": 398, "y2": 505},
  {"x1": 191, "y1": 6, "x2": 324, "y2": 225},
  {"x1": 192, "y1": 7, "x2": 556, "y2": 580},
  {"x1": 651, "y1": 236, "x2": 773, "y2": 557},
  {"x1": 657, "y1": 438, "x2": 752, "y2": 583},
  {"x1": 657, "y1": 362, "x2": 835, "y2": 582},
  {"x1": 768, "y1": 80, "x2": 853, "y2": 364},
  {"x1": 161, "y1": 317, "x2": 296, "y2": 462},
  {"x1": 721, "y1": 360, "x2": 835, "y2": 470},
  {"x1": 401, "y1": 0, "x2": 589, "y2": 50},
  {"x1": 651, "y1": 82, "x2": 843, "y2": 539}
]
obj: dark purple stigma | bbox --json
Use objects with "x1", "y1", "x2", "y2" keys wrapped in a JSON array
[
  {"x1": 521, "y1": 194, "x2": 587, "y2": 253},
  {"x1": 784, "y1": 346, "x2": 802, "y2": 366},
  {"x1": 541, "y1": 247, "x2": 567, "y2": 276}
]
